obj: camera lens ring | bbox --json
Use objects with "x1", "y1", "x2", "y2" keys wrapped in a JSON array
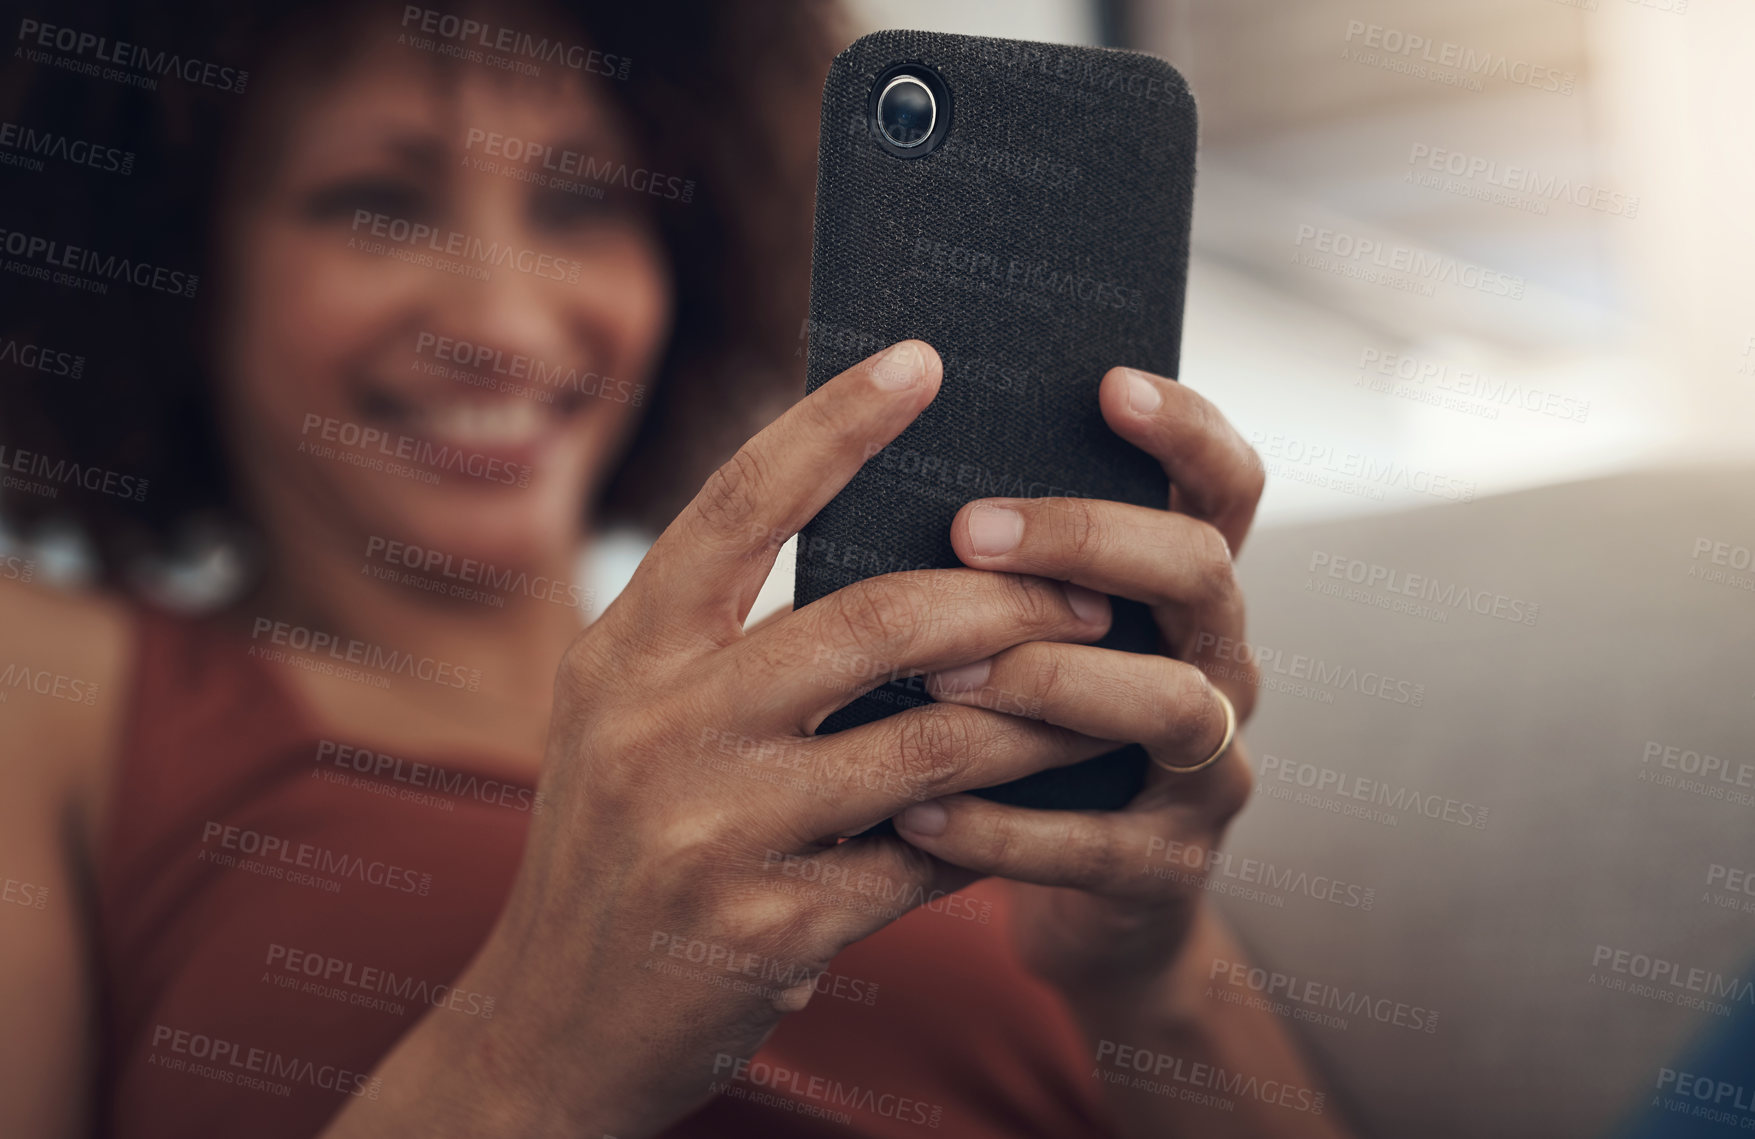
[
  {"x1": 876, "y1": 75, "x2": 935, "y2": 148},
  {"x1": 867, "y1": 62, "x2": 951, "y2": 159}
]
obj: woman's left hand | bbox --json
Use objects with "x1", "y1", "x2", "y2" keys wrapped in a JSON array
[{"x1": 891, "y1": 365, "x2": 1266, "y2": 1002}]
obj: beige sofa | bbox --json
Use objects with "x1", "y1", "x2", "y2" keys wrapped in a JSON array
[{"x1": 1220, "y1": 466, "x2": 1755, "y2": 1139}]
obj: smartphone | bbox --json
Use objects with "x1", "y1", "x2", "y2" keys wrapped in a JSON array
[{"x1": 794, "y1": 29, "x2": 1198, "y2": 813}]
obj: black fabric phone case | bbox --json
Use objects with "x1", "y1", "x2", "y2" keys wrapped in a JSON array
[{"x1": 795, "y1": 30, "x2": 1198, "y2": 813}]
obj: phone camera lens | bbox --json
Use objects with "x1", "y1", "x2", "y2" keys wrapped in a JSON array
[
  {"x1": 876, "y1": 75, "x2": 935, "y2": 148},
  {"x1": 867, "y1": 63, "x2": 949, "y2": 158}
]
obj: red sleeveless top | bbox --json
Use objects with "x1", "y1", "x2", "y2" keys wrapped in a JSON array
[{"x1": 93, "y1": 606, "x2": 1116, "y2": 1138}]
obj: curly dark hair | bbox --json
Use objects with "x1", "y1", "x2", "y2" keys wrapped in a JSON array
[{"x1": 0, "y1": 0, "x2": 838, "y2": 581}]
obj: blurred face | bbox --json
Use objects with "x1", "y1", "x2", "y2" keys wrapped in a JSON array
[{"x1": 215, "y1": 22, "x2": 671, "y2": 571}]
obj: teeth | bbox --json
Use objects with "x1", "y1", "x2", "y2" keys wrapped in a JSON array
[{"x1": 415, "y1": 399, "x2": 548, "y2": 448}]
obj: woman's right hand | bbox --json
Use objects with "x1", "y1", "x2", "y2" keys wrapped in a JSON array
[{"x1": 468, "y1": 341, "x2": 1117, "y2": 1136}]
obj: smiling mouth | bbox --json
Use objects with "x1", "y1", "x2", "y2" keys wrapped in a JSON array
[{"x1": 356, "y1": 377, "x2": 593, "y2": 469}]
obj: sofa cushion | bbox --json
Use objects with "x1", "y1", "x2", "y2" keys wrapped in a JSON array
[{"x1": 1220, "y1": 467, "x2": 1755, "y2": 1138}]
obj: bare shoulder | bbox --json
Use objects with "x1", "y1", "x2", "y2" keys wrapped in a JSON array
[
  {"x1": 0, "y1": 572, "x2": 137, "y2": 817},
  {"x1": 0, "y1": 573, "x2": 134, "y2": 1138}
]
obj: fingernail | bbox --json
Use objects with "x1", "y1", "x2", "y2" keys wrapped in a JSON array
[
  {"x1": 1063, "y1": 583, "x2": 1108, "y2": 624},
  {"x1": 896, "y1": 799, "x2": 949, "y2": 837},
  {"x1": 872, "y1": 340, "x2": 924, "y2": 389},
  {"x1": 930, "y1": 658, "x2": 992, "y2": 694},
  {"x1": 967, "y1": 504, "x2": 1022, "y2": 556},
  {"x1": 1125, "y1": 370, "x2": 1162, "y2": 414}
]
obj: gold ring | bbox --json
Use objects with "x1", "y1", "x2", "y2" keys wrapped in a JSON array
[{"x1": 1152, "y1": 686, "x2": 1236, "y2": 775}]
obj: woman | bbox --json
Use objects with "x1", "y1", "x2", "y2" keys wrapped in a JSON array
[{"x1": 0, "y1": 0, "x2": 1350, "y2": 1136}]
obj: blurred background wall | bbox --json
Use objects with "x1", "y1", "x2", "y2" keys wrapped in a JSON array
[{"x1": 847, "y1": 0, "x2": 1755, "y2": 524}]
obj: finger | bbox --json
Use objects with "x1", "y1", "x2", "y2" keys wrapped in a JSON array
[
  {"x1": 923, "y1": 641, "x2": 1239, "y2": 769},
  {"x1": 890, "y1": 795, "x2": 1168, "y2": 898},
  {"x1": 948, "y1": 496, "x2": 1244, "y2": 664},
  {"x1": 798, "y1": 701, "x2": 1114, "y2": 836},
  {"x1": 1098, "y1": 368, "x2": 1265, "y2": 555},
  {"x1": 734, "y1": 567, "x2": 1110, "y2": 734},
  {"x1": 640, "y1": 341, "x2": 942, "y2": 632},
  {"x1": 766, "y1": 835, "x2": 986, "y2": 949},
  {"x1": 930, "y1": 643, "x2": 1256, "y2": 810}
]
